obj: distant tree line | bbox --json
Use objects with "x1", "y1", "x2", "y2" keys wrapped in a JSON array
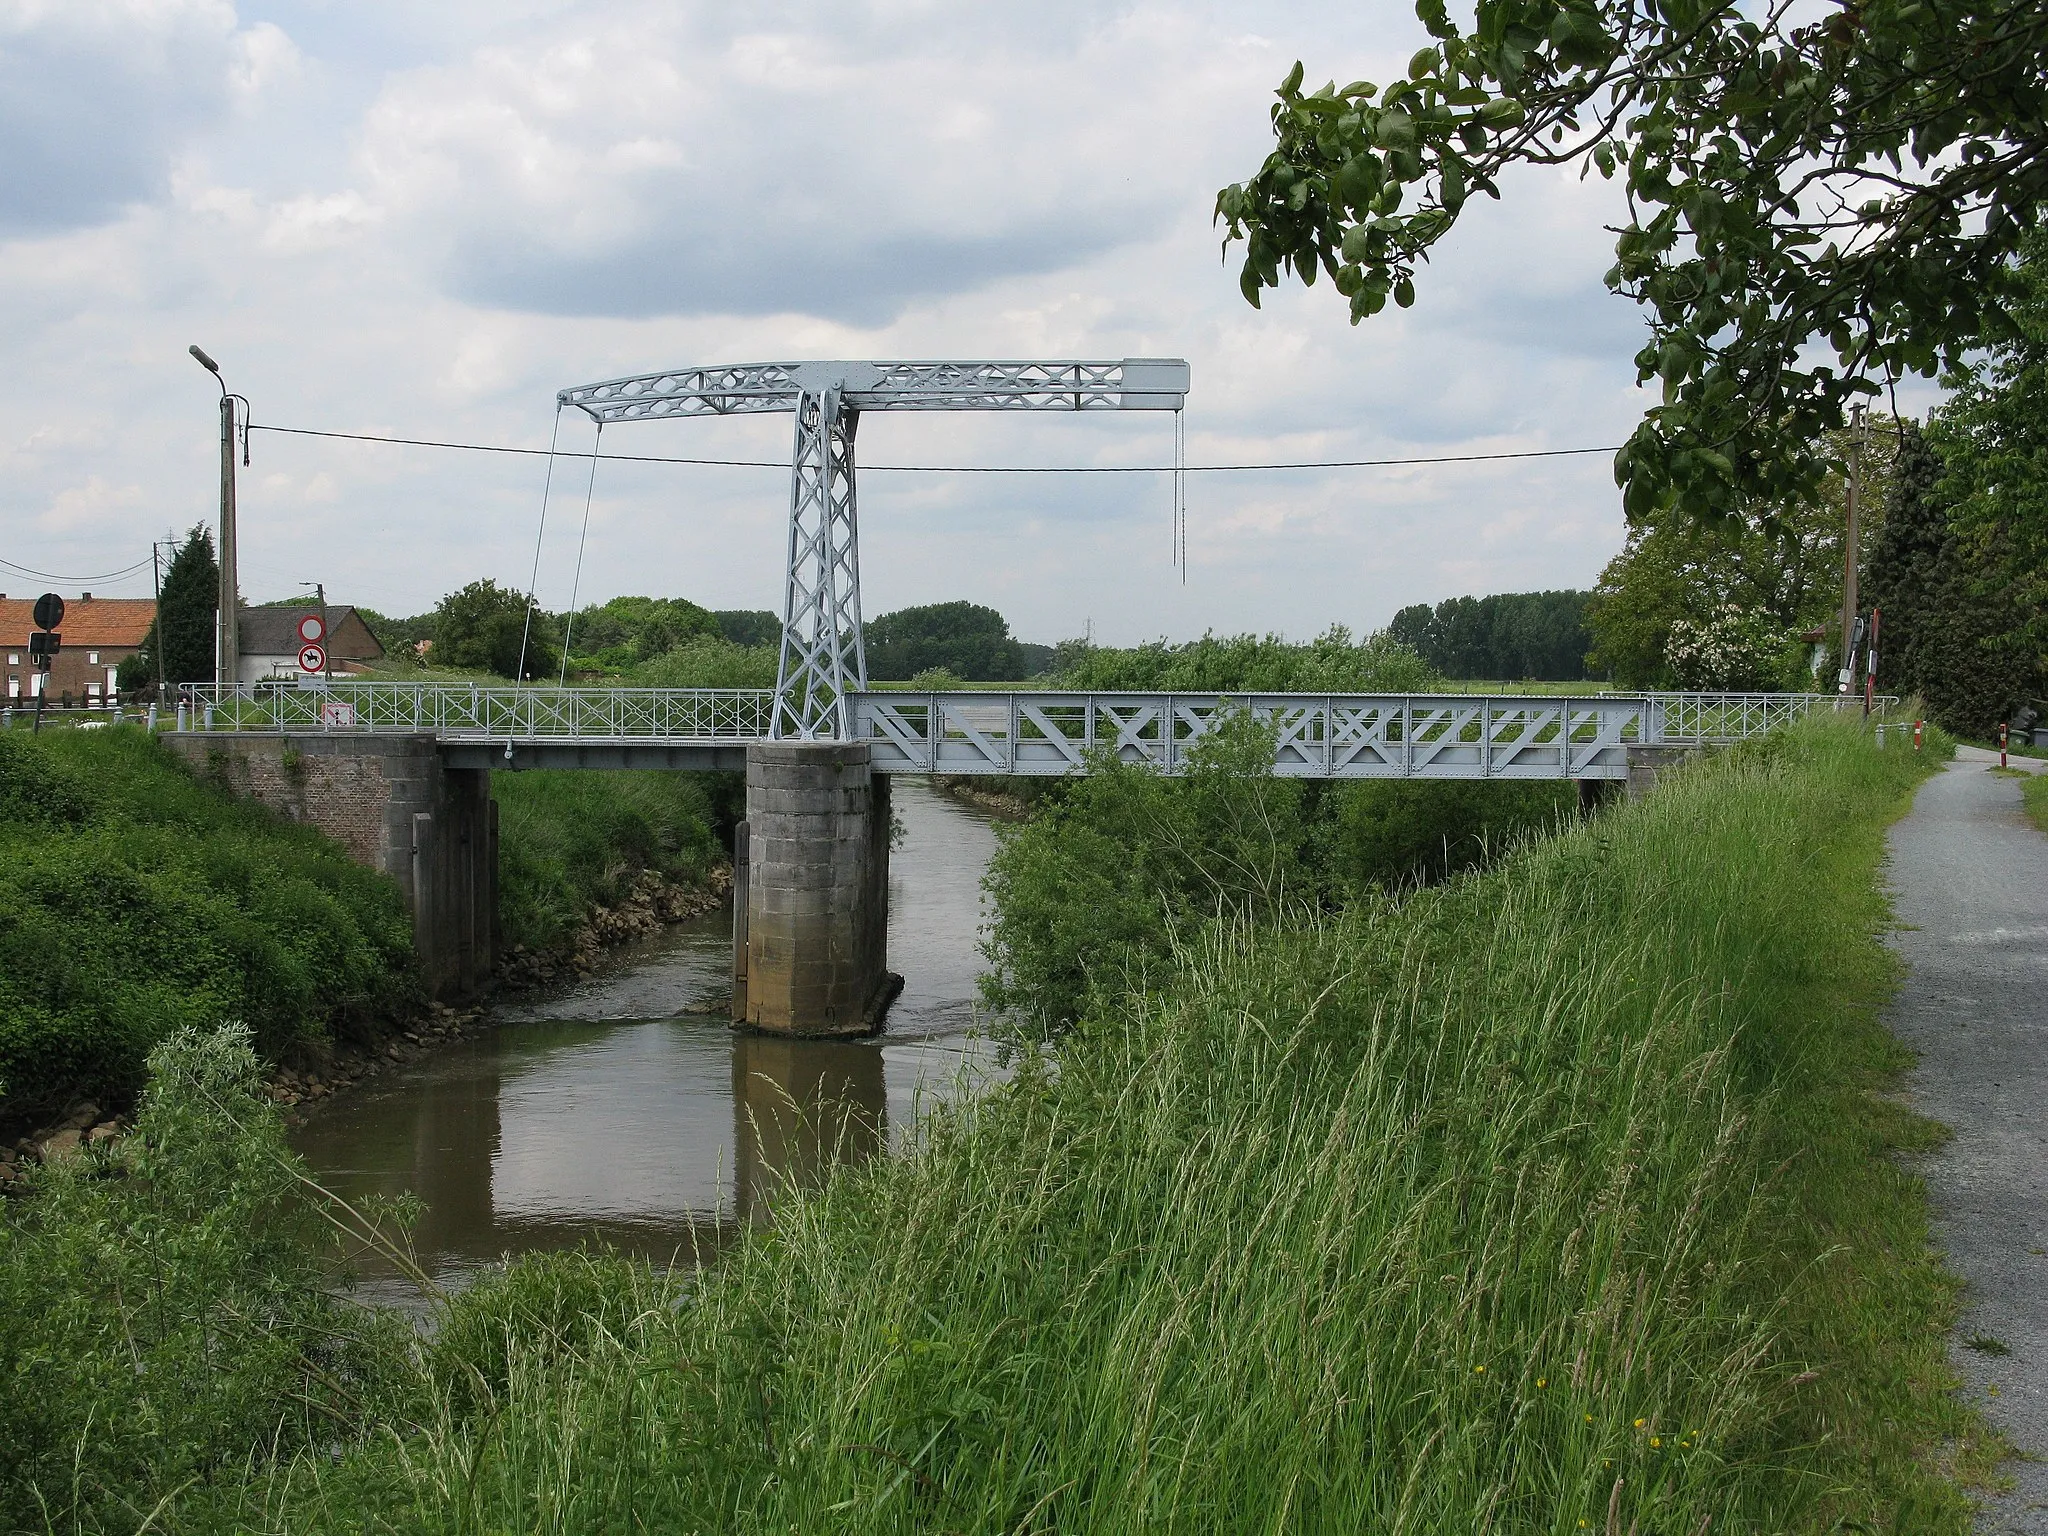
[{"x1": 1387, "y1": 591, "x2": 1593, "y2": 681}]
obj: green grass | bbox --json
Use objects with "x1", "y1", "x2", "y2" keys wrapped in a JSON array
[
  {"x1": 2024, "y1": 770, "x2": 2048, "y2": 833},
  {"x1": 40, "y1": 713, "x2": 1973, "y2": 1534},
  {"x1": 492, "y1": 770, "x2": 739, "y2": 953},
  {"x1": 0, "y1": 728, "x2": 417, "y2": 1120}
]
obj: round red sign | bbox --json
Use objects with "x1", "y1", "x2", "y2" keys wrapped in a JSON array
[
  {"x1": 298, "y1": 644, "x2": 327, "y2": 672},
  {"x1": 297, "y1": 614, "x2": 326, "y2": 644}
]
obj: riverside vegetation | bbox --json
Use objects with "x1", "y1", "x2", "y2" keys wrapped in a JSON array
[
  {"x1": 0, "y1": 727, "x2": 737, "y2": 1128},
  {"x1": 0, "y1": 711, "x2": 1993, "y2": 1532}
]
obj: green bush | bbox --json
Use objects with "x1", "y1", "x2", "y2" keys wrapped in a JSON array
[
  {"x1": 1053, "y1": 624, "x2": 1436, "y2": 692},
  {"x1": 492, "y1": 770, "x2": 738, "y2": 953},
  {"x1": 0, "y1": 731, "x2": 417, "y2": 1116},
  {"x1": 0, "y1": 1025, "x2": 406, "y2": 1531},
  {"x1": 627, "y1": 634, "x2": 779, "y2": 689}
]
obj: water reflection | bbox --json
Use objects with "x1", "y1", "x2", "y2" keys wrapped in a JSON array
[{"x1": 291, "y1": 778, "x2": 1004, "y2": 1298}]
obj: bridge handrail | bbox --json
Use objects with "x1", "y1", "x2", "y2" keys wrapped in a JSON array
[
  {"x1": 166, "y1": 683, "x2": 1878, "y2": 777},
  {"x1": 1598, "y1": 690, "x2": 1902, "y2": 742},
  {"x1": 170, "y1": 680, "x2": 775, "y2": 740}
]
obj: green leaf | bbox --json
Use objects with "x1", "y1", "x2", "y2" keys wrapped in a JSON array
[
  {"x1": 1408, "y1": 47, "x2": 1438, "y2": 81},
  {"x1": 1281, "y1": 60, "x2": 1305, "y2": 96},
  {"x1": 1395, "y1": 276, "x2": 1416, "y2": 307}
]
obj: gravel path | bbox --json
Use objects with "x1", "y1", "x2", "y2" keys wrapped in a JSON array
[{"x1": 1889, "y1": 745, "x2": 2048, "y2": 1532}]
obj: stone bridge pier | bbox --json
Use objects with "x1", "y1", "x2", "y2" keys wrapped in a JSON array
[
  {"x1": 730, "y1": 741, "x2": 899, "y2": 1037},
  {"x1": 165, "y1": 734, "x2": 496, "y2": 1002}
]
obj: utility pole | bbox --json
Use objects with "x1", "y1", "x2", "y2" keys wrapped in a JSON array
[
  {"x1": 150, "y1": 535, "x2": 167, "y2": 700},
  {"x1": 189, "y1": 345, "x2": 246, "y2": 692},
  {"x1": 1837, "y1": 402, "x2": 1868, "y2": 695}
]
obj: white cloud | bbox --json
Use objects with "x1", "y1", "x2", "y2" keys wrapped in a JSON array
[{"x1": 0, "y1": 0, "x2": 1671, "y2": 637}]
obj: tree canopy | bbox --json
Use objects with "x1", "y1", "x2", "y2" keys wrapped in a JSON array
[
  {"x1": 1387, "y1": 590, "x2": 1592, "y2": 678},
  {"x1": 1216, "y1": 0, "x2": 2048, "y2": 523},
  {"x1": 432, "y1": 579, "x2": 557, "y2": 681},
  {"x1": 865, "y1": 601, "x2": 1027, "y2": 682},
  {"x1": 148, "y1": 527, "x2": 218, "y2": 688}
]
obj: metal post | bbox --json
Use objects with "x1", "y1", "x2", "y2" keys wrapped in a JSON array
[
  {"x1": 317, "y1": 580, "x2": 332, "y2": 685},
  {"x1": 216, "y1": 392, "x2": 239, "y2": 691},
  {"x1": 1837, "y1": 403, "x2": 1866, "y2": 695}
]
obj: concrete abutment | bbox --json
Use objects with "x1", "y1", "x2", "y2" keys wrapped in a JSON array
[
  {"x1": 164, "y1": 733, "x2": 495, "y2": 1002},
  {"x1": 731, "y1": 740, "x2": 897, "y2": 1037}
]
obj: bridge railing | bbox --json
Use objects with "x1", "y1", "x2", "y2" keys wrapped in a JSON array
[
  {"x1": 1606, "y1": 691, "x2": 1901, "y2": 742},
  {"x1": 170, "y1": 681, "x2": 775, "y2": 740},
  {"x1": 851, "y1": 692, "x2": 1650, "y2": 779},
  {"x1": 167, "y1": 683, "x2": 1888, "y2": 777}
]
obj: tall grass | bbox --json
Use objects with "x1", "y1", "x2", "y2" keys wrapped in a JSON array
[{"x1": 191, "y1": 716, "x2": 1986, "y2": 1533}]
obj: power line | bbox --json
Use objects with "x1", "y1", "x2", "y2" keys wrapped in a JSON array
[
  {"x1": 0, "y1": 554, "x2": 156, "y2": 584},
  {"x1": 247, "y1": 421, "x2": 1621, "y2": 474}
]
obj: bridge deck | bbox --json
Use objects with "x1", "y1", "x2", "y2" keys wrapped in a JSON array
[{"x1": 169, "y1": 684, "x2": 1885, "y2": 780}]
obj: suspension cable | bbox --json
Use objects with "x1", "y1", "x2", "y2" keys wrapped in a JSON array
[
  {"x1": 556, "y1": 422, "x2": 604, "y2": 687},
  {"x1": 513, "y1": 405, "x2": 564, "y2": 686}
]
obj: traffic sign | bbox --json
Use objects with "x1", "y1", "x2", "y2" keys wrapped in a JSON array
[
  {"x1": 298, "y1": 643, "x2": 327, "y2": 672},
  {"x1": 32, "y1": 593, "x2": 63, "y2": 630},
  {"x1": 297, "y1": 613, "x2": 326, "y2": 644}
]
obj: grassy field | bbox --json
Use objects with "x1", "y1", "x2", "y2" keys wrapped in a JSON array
[
  {"x1": 2, "y1": 713, "x2": 1994, "y2": 1532},
  {"x1": 2024, "y1": 769, "x2": 2048, "y2": 833}
]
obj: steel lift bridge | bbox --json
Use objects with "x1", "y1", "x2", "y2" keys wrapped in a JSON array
[{"x1": 557, "y1": 357, "x2": 1192, "y2": 741}]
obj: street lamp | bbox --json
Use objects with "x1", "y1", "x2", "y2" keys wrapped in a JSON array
[{"x1": 190, "y1": 345, "x2": 249, "y2": 691}]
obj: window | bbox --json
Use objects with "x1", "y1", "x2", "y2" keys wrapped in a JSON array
[
  {"x1": 6, "y1": 654, "x2": 16, "y2": 665},
  {"x1": 87, "y1": 650, "x2": 99, "y2": 664}
]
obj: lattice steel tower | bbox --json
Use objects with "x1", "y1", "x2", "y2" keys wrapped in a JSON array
[{"x1": 560, "y1": 358, "x2": 1190, "y2": 739}]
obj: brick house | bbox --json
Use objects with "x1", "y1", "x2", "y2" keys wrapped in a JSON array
[
  {"x1": 237, "y1": 604, "x2": 385, "y2": 684},
  {"x1": 0, "y1": 593, "x2": 155, "y2": 703}
]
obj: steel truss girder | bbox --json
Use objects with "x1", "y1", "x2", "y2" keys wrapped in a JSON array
[
  {"x1": 172, "y1": 686, "x2": 1884, "y2": 773},
  {"x1": 849, "y1": 692, "x2": 1653, "y2": 779},
  {"x1": 557, "y1": 358, "x2": 1190, "y2": 423}
]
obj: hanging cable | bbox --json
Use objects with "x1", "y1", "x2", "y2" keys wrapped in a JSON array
[
  {"x1": 513, "y1": 406, "x2": 565, "y2": 687},
  {"x1": 1174, "y1": 408, "x2": 1188, "y2": 583},
  {"x1": 0, "y1": 554, "x2": 156, "y2": 583},
  {"x1": 556, "y1": 422, "x2": 604, "y2": 688}
]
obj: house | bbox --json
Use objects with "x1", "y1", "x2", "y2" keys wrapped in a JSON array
[
  {"x1": 0, "y1": 593, "x2": 156, "y2": 703},
  {"x1": 237, "y1": 604, "x2": 385, "y2": 684}
]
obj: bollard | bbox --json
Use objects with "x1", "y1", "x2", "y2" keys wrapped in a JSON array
[
  {"x1": 1875, "y1": 723, "x2": 1887, "y2": 748},
  {"x1": 1999, "y1": 721, "x2": 2009, "y2": 768},
  {"x1": 1913, "y1": 719, "x2": 1924, "y2": 752}
]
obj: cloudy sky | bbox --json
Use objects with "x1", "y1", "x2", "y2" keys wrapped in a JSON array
[{"x1": 2, "y1": 0, "x2": 1666, "y2": 646}]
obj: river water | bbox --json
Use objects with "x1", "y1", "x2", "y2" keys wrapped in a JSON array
[{"x1": 291, "y1": 778, "x2": 1005, "y2": 1301}]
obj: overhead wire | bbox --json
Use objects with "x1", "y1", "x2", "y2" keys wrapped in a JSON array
[
  {"x1": 245, "y1": 421, "x2": 1622, "y2": 475},
  {"x1": 0, "y1": 554, "x2": 157, "y2": 584}
]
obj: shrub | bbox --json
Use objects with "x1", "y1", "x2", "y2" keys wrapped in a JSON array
[
  {"x1": 0, "y1": 731, "x2": 417, "y2": 1117},
  {"x1": 0, "y1": 1025, "x2": 405, "y2": 1531}
]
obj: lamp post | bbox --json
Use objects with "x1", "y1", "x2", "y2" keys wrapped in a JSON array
[{"x1": 189, "y1": 345, "x2": 248, "y2": 691}]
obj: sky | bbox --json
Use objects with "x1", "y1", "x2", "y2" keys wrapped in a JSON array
[{"x1": 2, "y1": 0, "x2": 1672, "y2": 647}]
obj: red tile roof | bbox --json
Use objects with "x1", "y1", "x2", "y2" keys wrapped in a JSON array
[{"x1": 0, "y1": 597, "x2": 155, "y2": 649}]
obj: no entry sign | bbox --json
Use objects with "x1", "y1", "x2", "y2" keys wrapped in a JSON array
[
  {"x1": 297, "y1": 614, "x2": 326, "y2": 644},
  {"x1": 299, "y1": 643, "x2": 327, "y2": 672}
]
